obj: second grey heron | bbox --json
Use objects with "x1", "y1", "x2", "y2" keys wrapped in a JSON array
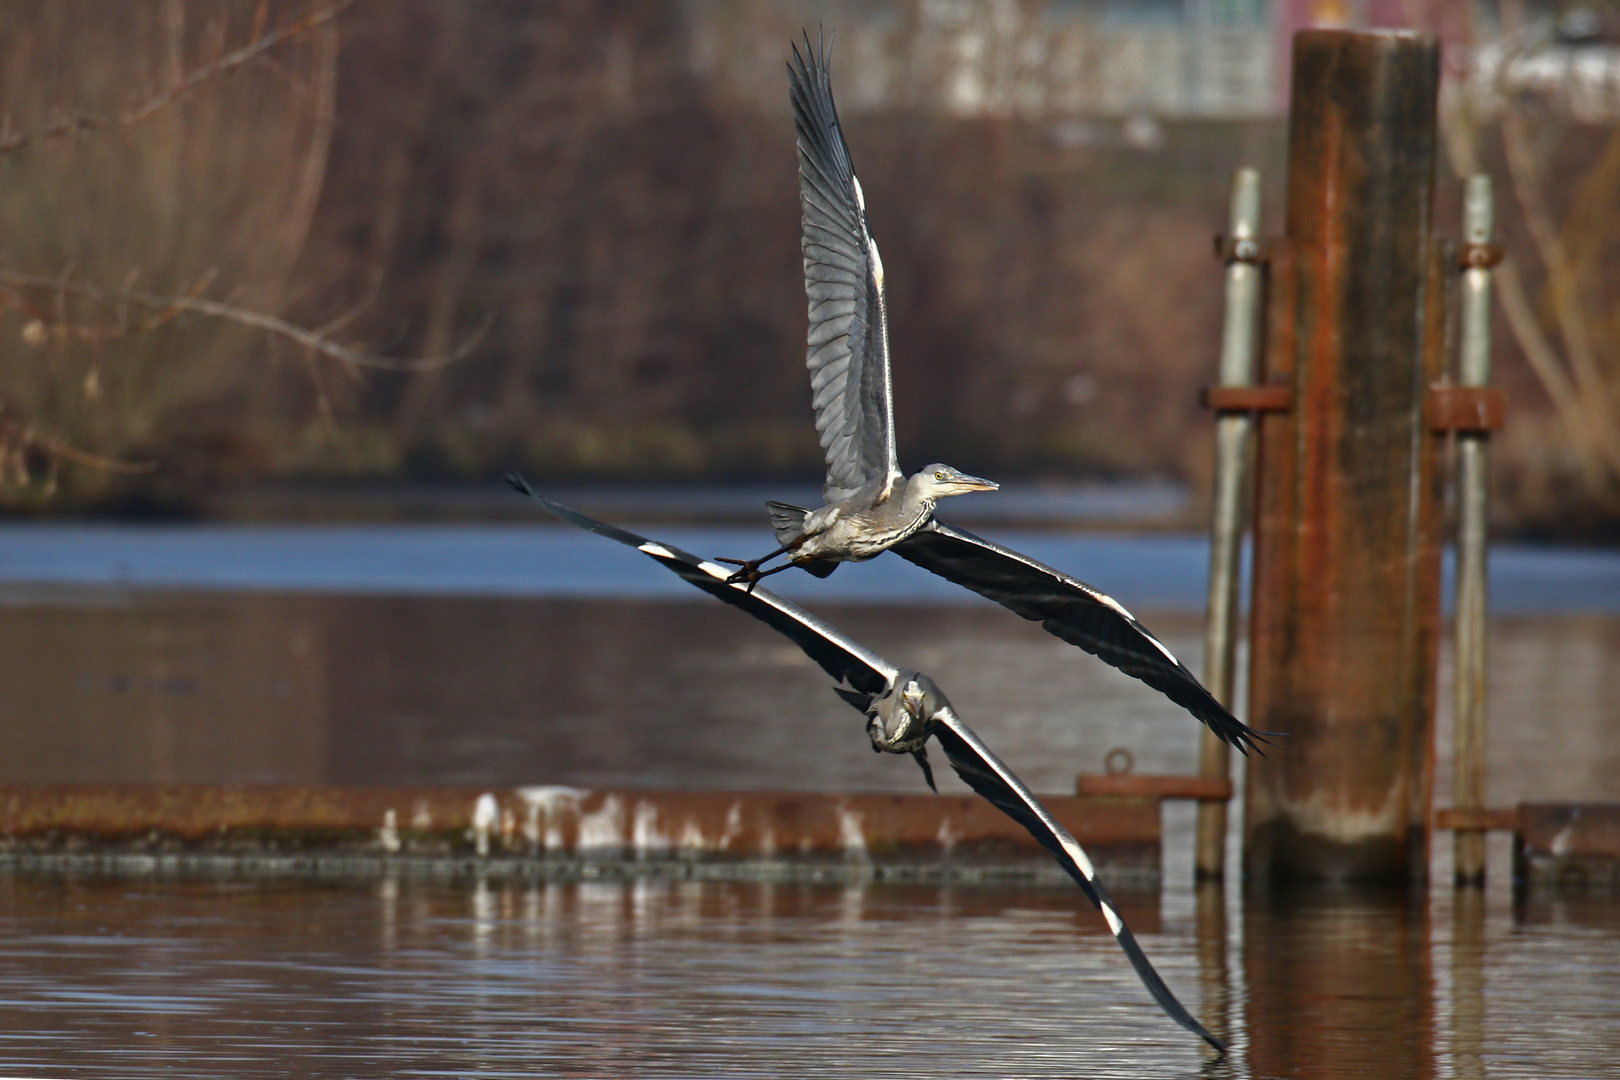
[
  {"x1": 725, "y1": 36, "x2": 1270, "y2": 758},
  {"x1": 510, "y1": 477, "x2": 1225, "y2": 1054}
]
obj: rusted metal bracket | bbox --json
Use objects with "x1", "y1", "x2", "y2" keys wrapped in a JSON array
[
  {"x1": 1458, "y1": 242, "x2": 1504, "y2": 270},
  {"x1": 1200, "y1": 383, "x2": 1292, "y2": 414},
  {"x1": 1212, "y1": 234, "x2": 1269, "y2": 265},
  {"x1": 1076, "y1": 774, "x2": 1234, "y2": 801},
  {"x1": 1434, "y1": 806, "x2": 1520, "y2": 831},
  {"x1": 1427, "y1": 385, "x2": 1506, "y2": 433}
]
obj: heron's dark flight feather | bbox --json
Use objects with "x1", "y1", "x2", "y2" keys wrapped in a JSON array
[
  {"x1": 789, "y1": 36, "x2": 899, "y2": 504},
  {"x1": 894, "y1": 521, "x2": 1268, "y2": 756},
  {"x1": 519, "y1": 487, "x2": 1223, "y2": 1050},
  {"x1": 509, "y1": 477, "x2": 891, "y2": 698},
  {"x1": 931, "y1": 712, "x2": 1223, "y2": 1051}
]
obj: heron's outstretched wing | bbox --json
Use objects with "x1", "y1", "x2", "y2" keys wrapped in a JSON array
[
  {"x1": 894, "y1": 522, "x2": 1268, "y2": 756},
  {"x1": 516, "y1": 480, "x2": 1220, "y2": 1048},
  {"x1": 789, "y1": 35, "x2": 901, "y2": 504},
  {"x1": 930, "y1": 708, "x2": 1224, "y2": 1053},
  {"x1": 509, "y1": 478, "x2": 894, "y2": 699}
]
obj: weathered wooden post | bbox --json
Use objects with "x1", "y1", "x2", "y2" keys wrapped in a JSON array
[{"x1": 1243, "y1": 29, "x2": 1446, "y2": 884}]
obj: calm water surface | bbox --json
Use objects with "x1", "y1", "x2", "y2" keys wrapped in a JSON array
[
  {"x1": 0, "y1": 524, "x2": 1616, "y2": 1076},
  {"x1": 0, "y1": 590, "x2": 1616, "y2": 803},
  {"x1": 1, "y1": 872, "x2": 1616, "y2": 1078}
]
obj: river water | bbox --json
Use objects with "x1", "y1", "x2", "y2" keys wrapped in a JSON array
[{"x1": 0, "y1": 520, "x2": 1617, "y2": 1076}]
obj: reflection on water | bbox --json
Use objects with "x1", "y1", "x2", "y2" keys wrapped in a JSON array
[
  {"x1": 1242, "y1": 887, "x2": 1434, "y2": 1076},
  {"x1": 0, "y1": 591, "x2": 1229, "y2": 791},
  {"x1": 2, "y1": 590, "x2": 1618, "y2": 804},
  {"x1": 0, "y1": 873, "x2": 1616, "y2": 1078}
]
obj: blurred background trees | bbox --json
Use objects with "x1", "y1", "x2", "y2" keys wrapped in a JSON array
[
  {"x1": 0, "y1": 1, "x2": 342, "y2": 507},
  {"x1": 1, "y1": 0, "x2": 1617, "y2": 537}
]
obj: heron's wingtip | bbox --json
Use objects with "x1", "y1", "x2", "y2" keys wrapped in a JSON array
[
  {"x1": 504, "y1": 471, "x2": 535, "y2": 497},
  {"x1": 1240, "y1": 728, "x2": 1287, "y2": 759}
]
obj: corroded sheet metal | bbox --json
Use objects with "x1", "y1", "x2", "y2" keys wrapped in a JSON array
[
  {"x1": 1244, "y1": 29, "x2": 1445, "y2": 884},
  {"x1": 1074, "y1": 775, "x2": 1232, "y2": 800},
  {"x1": 0, "y1": 785, "x2": 1159, "y2": 872},
  {"x1": 1515, "y1": 804, "x2": 1620, "y2": 888}
]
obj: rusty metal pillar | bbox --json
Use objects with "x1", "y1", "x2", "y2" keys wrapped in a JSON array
[{"x1": 1243, "y1": 29, "x2": 1445, "y2": 885}]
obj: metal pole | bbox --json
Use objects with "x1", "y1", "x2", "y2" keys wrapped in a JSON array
[
  {"x1": 1453, "y1": 175, "x2": 1494, "y2": 886},
  {"x1": 1196, "y1": 168, "x2": 1262, "y2": 881},
  {"x1": 1244, "y1": 29, "x2": 1445, "y2": 884}
]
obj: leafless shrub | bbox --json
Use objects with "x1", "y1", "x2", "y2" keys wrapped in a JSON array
[
  {"x1": 1437, "y1": 0, "x2": 1620, "y2": 534},
  {"x1": 0, "y1": 1, "x2": 367, "y2": 506}
]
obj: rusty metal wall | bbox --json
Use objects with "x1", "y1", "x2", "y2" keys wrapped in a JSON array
[
  {"x1": 1243, "y1": 29, "x2": 1445, "y2": 884},
  {"x1": 0, "y1": 784, "x2": 1161, "y2": 886}
]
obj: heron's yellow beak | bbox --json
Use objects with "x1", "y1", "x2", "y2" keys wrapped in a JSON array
[{"x1": 957, "y1": 475, "x2": 999, "y2": 492}]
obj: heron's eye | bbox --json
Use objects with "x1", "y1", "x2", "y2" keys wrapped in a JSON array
[{"x1": 934, "y1": 471, "x2": 945, "y2": 481}]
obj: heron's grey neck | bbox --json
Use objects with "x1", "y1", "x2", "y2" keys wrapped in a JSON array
[{"x1": 899, "y1": 472, "x2": 941, "y2": 514}]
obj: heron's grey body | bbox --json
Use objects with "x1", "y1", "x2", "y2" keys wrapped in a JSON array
[
  {"x1": 509, "y1": 482, "x2": 1226, "y2": 1054},
  {"x1": 766, "y1": 466, "x2": 989, "y2": 564}
]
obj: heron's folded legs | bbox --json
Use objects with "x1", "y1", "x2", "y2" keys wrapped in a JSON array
[
  {"x1": 716, "y1": 552, "x2": 800, "y2": 594},
  {"x1": 719, "y1": 535, "x2": 808, "y2": 589}
]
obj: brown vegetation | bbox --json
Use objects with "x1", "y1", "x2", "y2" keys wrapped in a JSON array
[
  {"x1": 1421, "y1": 0, "x2": 1620, "y2": 538},
  {"x1": 292, "y1": 2, "x2": 1280, "y2": 495},
  {"x1": 0, "y1": 1, "x2": 350, "y2": 507},
  {"x1": 1, "y1": 1, "x2": 1616, "y2": 538}
]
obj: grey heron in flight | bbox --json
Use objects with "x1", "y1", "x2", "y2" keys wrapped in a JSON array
[
  {"x1": 715, "y1": 36, "x2": 999, "y2": 590},
  {"x1": 510, "y1": 479, "x2": 1225, "y2": 1053},
  {"x1": 723, "y1": 37, "x2": 1269, "y2": 759}
]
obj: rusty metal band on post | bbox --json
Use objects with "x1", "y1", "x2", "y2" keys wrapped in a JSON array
[
  {"x1": 1427, "y1": 386, "x2": 1505, "y2": 433},
  {"x1": 1201, "y1": 384, "x2": 1292, "y2": 413}
]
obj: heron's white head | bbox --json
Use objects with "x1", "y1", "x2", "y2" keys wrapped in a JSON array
[
  {"x1": 865, "y1": 672, "x2": 945, "y2": 755},
  {"x1": 912, "y1": 464, "x2": 998, "y2": 501}
]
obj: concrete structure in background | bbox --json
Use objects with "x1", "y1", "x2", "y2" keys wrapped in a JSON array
[{"x1": 692, "y1": 0, "x2": 1620, "y2": 122}]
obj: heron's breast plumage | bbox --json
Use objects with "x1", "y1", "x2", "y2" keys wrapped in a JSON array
[{"x1": 796, "y1": 493, "x2": 935, "y2": 562}]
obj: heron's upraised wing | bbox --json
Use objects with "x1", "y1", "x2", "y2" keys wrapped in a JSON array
[
  {"x1": 510, "y1": 479, "x2": 894, "y2": 699},
  {"x1": 894, "y1": 522, "x2": 1268, "y2": 756},
  {"x1": 789, "y1": 36, "x2": 901, "y2": 504},
  {"x1": 930, "y1": 708, "x2": 1223, "y2": 1052}
]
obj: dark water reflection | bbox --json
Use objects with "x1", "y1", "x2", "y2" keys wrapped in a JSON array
[
  {"x1": 0, "y1": 591, "x2": 1234, "y2": 791},
  {"x1": 1, "y1": 873, "x2": 1617, "y2": 1078},
  {"x1": 3, "y1": 590, "x2": 1618, "y2": 801}
]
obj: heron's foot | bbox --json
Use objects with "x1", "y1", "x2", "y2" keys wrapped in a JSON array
[
  {"x1": 715, "y1": 557, "x2": 763, "y2": 587},
  {"x1": 717, "y1": 557, "x2": 774, "y2": 592},
  {"x1": 717, "y1": 557, "x2": 797, "y2": 594}
]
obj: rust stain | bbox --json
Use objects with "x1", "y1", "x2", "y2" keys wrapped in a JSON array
[
  {"x1": 1245, "y1": 30, "x2": 1444, "y2": 884},
  {"x1": 0, "y1": 785, "x2": 1160, "y2": 867}
]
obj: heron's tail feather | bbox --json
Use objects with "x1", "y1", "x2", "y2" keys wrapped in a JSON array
[{"x1": 765, "y1": 500, "x2": 811, "y2": 545}]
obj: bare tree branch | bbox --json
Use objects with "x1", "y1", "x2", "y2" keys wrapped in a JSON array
[
  {"x1": 0, "y1": 0, "x2": 354, "y2": 156},
  {"x1": 0, "y1": 421, "x2": 157, "y2": 475},
  {"x1": 0, "y1": 269, "x2": 487, "y2": 372}
]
